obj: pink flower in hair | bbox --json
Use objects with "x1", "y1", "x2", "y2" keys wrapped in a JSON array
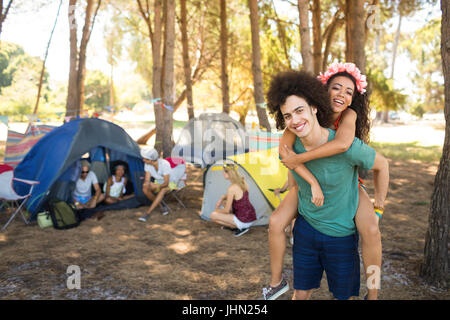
[{"x1": 318, "y1": 62, "x2": 367, "y2": 94}]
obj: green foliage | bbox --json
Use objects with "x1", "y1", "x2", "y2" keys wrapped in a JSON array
[
  {"x1": 402, "y1": 17, "x2": 443, "y2": 113},
  {"x1": 84, "y1": 70, "x2": 111, "y2": 111},
  {"x1": 367, "y1": 67, "x2": 407, "y2": 112},
  {"x1": 410, "y1": 103, "x2": 426, "y2": 118},
  {"x1": 0, "y1": 42, "x2": 26, "y2": 92},
  {"x1": 0, "y1": 41, "x2": 51, "y2": 121}
]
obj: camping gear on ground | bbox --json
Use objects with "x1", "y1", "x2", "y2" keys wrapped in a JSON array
[
  {"x1": 37, "y1": 211, "x2": 53, "y2": 228},
  {"x1": 47, "y1": 199, "x2": 80, "y2": 230},
  {"x1": 0, "y1": 164, "x2": 40, "y2": 231},
  {"x1": 201, "y1": 147, "x2": 288, "y2": 226},
  {"x1": 12, "y1": 118, "x2": 149, "y2": 221},
  {"x1": 171, "y1": 113, "x2": 249, "y2": 168}
]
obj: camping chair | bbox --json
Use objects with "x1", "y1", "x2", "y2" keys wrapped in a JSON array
[
  {"x1": 161, "y1": 158, "x2": 188, "y2": 211},
  {"x1": 0, "y1": 164, "x2": 39, "y2": 231}
]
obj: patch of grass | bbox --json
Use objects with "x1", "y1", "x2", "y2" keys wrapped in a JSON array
[
  {"x1": 369, "y1": 141, "x2": 442, "y2": 163},
  {"x1": 412, "y1": 201, "x2": 430, "y2": 206}
]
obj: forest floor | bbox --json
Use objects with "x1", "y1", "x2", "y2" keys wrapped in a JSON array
[
  {"x1": 0, "y1": 119, "x2": 448, "y2": 300},
  {"x1": 0, "y1": 160, "x2": 448, "y2": 300}
]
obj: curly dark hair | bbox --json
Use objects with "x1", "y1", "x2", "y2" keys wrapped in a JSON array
[
  {"x1": 327, "y1": 72, "x2": 371, "y2": 143},
  {"x1": 267, "y1": 71, "x2": 333, "y2": 130}
]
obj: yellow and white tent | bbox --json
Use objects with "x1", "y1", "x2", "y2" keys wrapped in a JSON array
[{"x1": 201, "y1": 147, "x2": 289, "y2": 226}]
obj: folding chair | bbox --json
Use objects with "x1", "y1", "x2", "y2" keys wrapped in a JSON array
[
  {"x1": 0, "y1": 164, "x2": 39, "y2": 231},
  {"x1": 162, "y1": 158, "x2": 188, "y2": 211}
]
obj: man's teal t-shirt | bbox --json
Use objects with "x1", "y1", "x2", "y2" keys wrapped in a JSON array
[{"x1": 292, "y1": 129, "x2": 376, "y2": 237}]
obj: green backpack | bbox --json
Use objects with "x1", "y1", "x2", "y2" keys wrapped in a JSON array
[{"x1": 47, "y1": 199, "x2": 80, "y2": 230}]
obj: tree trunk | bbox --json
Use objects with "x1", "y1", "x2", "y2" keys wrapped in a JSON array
[
  {"x1": 390, "y1": 13, "x2": 402, "y2": 79},
  {"x1": 136, "y1": 0, "x2": 164, "y2": 153},
  {"x1": 322, "y1": 8, "x2": 344, "y2": 71},
  {"x1": 345, "y1": 0, "x2": 366, "y2": 72},
  {"x1": 162, "y1": 0, "x2": 176, "y2": 158},
  {"x1": 297, "y1": 0, "x2": 313, "y2": 73},
  {"x1": 0, "y1": 0, "x2": 14, "y2": 41},
  {"x1": 180, "y1": 0, "x2": 194, "y2": 119},
  {"x1": 66, "y1": 0, "x2": 79, "y2": 119},
  {"x1": 248, "y1": 0, "x2": 271, "y2": 131},
  {"x1": 136, "y1": 36, "x2": 217, "y2": 146},
  {"x1": 109, "y1": 65, "x2": 115, "y2": 106},
  {"x1": 272, "y1": 2, "x2": 291, "y2": 69},
  {"x1": 76, "y1": 0, "x2": 98, "y2": 113},
  {"x1": 220, "y1": 0, "x2": 230, "y2": 114},
  {"x1": 33, "y1": 0, "x2": 63, "y2": 115},
  {"x1": 312, "y1": 0, "x2": 322, "y2": 74},
  {"x1": 65, "y1": 0, "x2": 101, "y2": 119},
  {"x1": 420, "y1": 0, "x2": 449, "y2": 289}
]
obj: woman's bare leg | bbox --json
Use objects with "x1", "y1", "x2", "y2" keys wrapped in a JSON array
[
  {"x1": 355, "y1": 187, "x2": 382, "y2": 300},
  {"x1": 268, "y1": 188, "x2": 299, "y2": 286},
  {"x1": 210, "y1": 211, "x2": 237, "y2": 229}
]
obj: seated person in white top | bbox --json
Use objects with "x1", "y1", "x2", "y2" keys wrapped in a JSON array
[
  {"x1": 103, "y1": 164, "x2": 134, "y2": 204},
  {"x1": 73, "y1": 160, "x2": 105, "y2": 209},
  {"x1": 139, "y1": 148, "x2": 172, "y2": 222}
]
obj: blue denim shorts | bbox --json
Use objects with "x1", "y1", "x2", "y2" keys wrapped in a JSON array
[{"x1": 292, "y1": 214, "x2": 360, "y2": 300}]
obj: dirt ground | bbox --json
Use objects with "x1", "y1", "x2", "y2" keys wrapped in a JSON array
[
  {"x1": 0, "y1": 160, "x2": 450, "y2": 300},
  {"x1": 0, "y1": 158, "x2": 449, "y2": 300}
]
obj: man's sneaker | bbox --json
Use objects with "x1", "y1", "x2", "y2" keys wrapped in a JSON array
[
  {"x1": 262, "y1": 278, "x2": 289, "y2": 300},
  {"x1": 221, "y1": 226, "x2": 239, "y2": 232},
  {"x1": 161, "y1": 210, "x2": 169, "y2": 216},
  {"x1": 138, "y1": 214, "x2": 150, "y2": 222},
  {"x1": 233, "y1": 228, "x2": 249, "y2": 237}
]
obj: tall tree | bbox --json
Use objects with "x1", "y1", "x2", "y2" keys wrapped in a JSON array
[
  {"x1": 420, "y1": 0, "x2": 449, "y2": 289},
  {"x1": 311, "y1": 0, "x2": 322, "y2": 74},
  {"x1": 322, "y1": 6, "x2": 344, "y2": 71},
  {"x1": 345, "y1": 0, "x2": 366, "y2": 72},
  {"x1": 32, "y1": 0, "x2": 63, "y2": 116},
  {"x1": 0, "y1": 0, "x2": 13, "y2": 40},
  {"x1": 104, "y1": 14, "x2": 123, "y2": 108},
  {"x1": 162, "y1": 0, "x2": 175, "y2": 157},
  {"x1": 180, "y1": 0, "x2": 194, "y2": 119},
  {"x1": 248, "y1": 0, "x2": 270, "y2": 131},
  {"x1": 220, "y1": 0, "x2": 230, "y2": 114},
  {"x1": 65, "y1": 0, "x2": 102, "y2": 118},
  {"x1": 136, "y1": 0, "x2": 164, "y2": 152},
  {"x1": 297, "y1": 0, "x2": 313, "y2": 73},
  {"x1": 133, "y1": 0, "x2": 218, "y2": 145}
]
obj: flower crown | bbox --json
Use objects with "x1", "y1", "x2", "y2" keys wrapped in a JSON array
[{"x1": 318, "y1": 62, "x2": 367, "y2": 94}]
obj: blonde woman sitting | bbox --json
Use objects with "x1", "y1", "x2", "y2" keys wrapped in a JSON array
[{"x1": 210, "y1": 163, "x2": 257, "y2": 237}]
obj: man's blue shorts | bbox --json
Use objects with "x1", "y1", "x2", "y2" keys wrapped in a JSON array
[{"x1": 292, "y1": 214, "x2": 360, "y2": 300}]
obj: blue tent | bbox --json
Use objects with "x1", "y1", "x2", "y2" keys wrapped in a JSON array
[{"x1": 13, "y1": 118, "x2": 147, "y2": 220}]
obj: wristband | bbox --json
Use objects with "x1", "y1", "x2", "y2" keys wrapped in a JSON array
[{"x1": 374, "y1": 208, "x2": 384, "y2": 219}]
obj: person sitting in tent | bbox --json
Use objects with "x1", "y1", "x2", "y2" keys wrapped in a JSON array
[
  {"x1": 139, "y1": 148, "x2": 176, "y2": 222},
  {"x1": 209, "y1": 162, "x2": 257, "y2": 237},
  {"x1": 103, "y1": 163, "x2": 134, "y2": 204},
  {"x1": 72, "y1": 160, "x2": 105, "y2": 209}
]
